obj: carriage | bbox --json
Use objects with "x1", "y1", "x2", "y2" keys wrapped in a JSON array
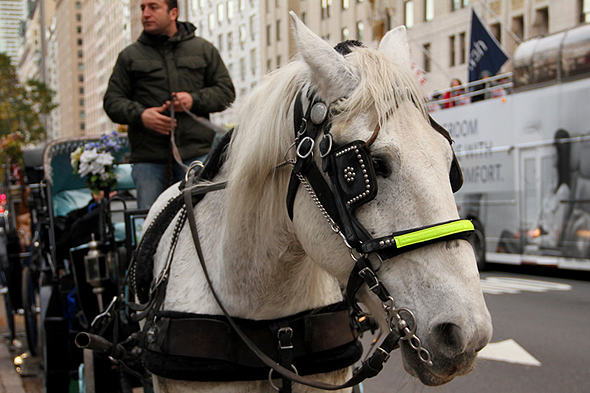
[{"x1": 11, "y1": 135, "x2": 149, "y2": 392}]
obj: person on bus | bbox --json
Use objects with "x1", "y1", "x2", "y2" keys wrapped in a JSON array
[
  {"x1": 529, "y1": 129, "x2": 572, "y2": 249},
  {"x1": 442, "y1": 78, "x2": 470, "y2": 108}
]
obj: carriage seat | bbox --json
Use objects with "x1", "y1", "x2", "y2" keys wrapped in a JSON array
[{"x1": 52, "y1": 164, "x2": 136, "y2": 242}]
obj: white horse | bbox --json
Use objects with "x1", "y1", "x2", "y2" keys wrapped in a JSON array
[{"x1": 140, "y1": 13, "x2": 492, "y2": 393}]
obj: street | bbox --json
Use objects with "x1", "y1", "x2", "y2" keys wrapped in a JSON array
[
  {"x1": 0, "y1": 265, "x2": 588, "y2": 393},
  {"x1": 362, "y1": 265, "x2": 590, "y2": 393}
]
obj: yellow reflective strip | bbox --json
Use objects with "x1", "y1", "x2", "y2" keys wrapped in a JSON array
[{"x1": 394, "y1": 220, "x2": 474, "y2": 249}]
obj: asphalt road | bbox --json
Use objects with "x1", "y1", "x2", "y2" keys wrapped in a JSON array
[
  {"x1": 1, "y1": 264, "x2": 588, "y2": 393},
  {"x1": 361, "y1": 265, "x2": 590, "y2": 393}
]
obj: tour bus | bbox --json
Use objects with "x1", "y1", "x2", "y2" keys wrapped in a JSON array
[{"x1": 431, "y1": 22, "x2": 590, "y2": 271}]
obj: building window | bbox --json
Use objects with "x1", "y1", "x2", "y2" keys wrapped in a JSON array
[
  {"x1": 356, "y1": 21, "x2": 364, "y2": 41},
  {"x1": 77, "y1": 38, "x2": 83, "y2": 46},
  {"x1": 227, "y1": 1, "x2": 235, "y2": 21},
  {"x1": 342, "y1": 27, "x2": 349, "y2": 41},
  {"x1": 218, "y1": 34, "x2": 223, "y2": 51},
  {"x1": 277, "y1": 55, "x2": 282, "y2": 67},
  {"x1": 250, "y1": 15, "x2": 256, "y2": 41},
  {"x1": 342, "y1": 0, "x2": 349, "y2": 9},
  {"x1": 490, "y1": 23, "x2": 501, "y2": 43},
  {"x1": 78, "y1": 63, "x2": 84, "y2": 71},
  {"x1": 239, "y1": 0, "x2": 246, "y2": 12},
  {"x1": 266, "y1": 24, "x2": 271, "y2": 45},
  {"x1": 582, "y1": 0, "x2": 590, "y2": 22},
  {"x1": 512, "y1": 15, "x2": 524, "y2": 41},
  {"x1": 240, "y1": 57, "x2": 246, "y2": 81},
  {"x1": 451, "y1": 0, "x2": 468, "y2": 11},
  {"x1": 79, "y1": 99, "x2": 84, "y2": 106},
  {"x1": 425, "y1": 0, "x2": 434, "y2": 21},
  {"x1": 532, "y1": 7, "x2": 549, "y2": 37},
  {"x1": 276, "y1": 19, "x2": 281, "y2": 41},
  {"x1": 267, "y1": 59, "x2": 272, "y2": 72},
  {"x1": 80, "y1": 123, "x2": 85, "y2": 130},
  {"x1": 76, "y1": 1, "x2": 81, "y2": 9},
  {"x1": 208, "y1": 12, "x2": 215, "y2": 32},
  {"x1": 227, "y1": 32, "x2": 233, "y2": 51},
  {"x1": 239, "y1": 24, "x2": 246, "y2": 45},
  {"x1": 459, "y1": 32, "x2": 466, "y2": 64},
  {"x1": 79, "y1": 74, "x2": 84, "y2": 82},
  {"x1": 250, "y1": 48, "x2": 257, "y2": 74},
  {"x1": 77, "y1": 26, "x2": 82, "y2": 33},
  {"x1": 76, "y1": 13, "x2": 81, "y2": 22},
  {"x1": 79, "y1": 111, "x2": 85, "y2": 119},
  {"x1": 404, "y1": 1, "x2": 414, "y2": 28},
  {"x1": 321, "y1": 0, "x2": 331, "y2": 20},
  {"x1": 423, "y1": 43, "x2": 431, "y2": 73},
  {"x1": 218, "y1": 3, "x2": 225, "y2": 24},
  {"x1": 79, "y1": 87, "x2": 84, "y2": 94},
  {"x1": 449, "y1": 35, "x2": 455, "y2": 67}
]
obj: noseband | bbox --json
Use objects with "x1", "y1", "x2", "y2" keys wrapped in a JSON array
[{"x1": 285, "y1": 90, "x2": 474, "y2": 367}]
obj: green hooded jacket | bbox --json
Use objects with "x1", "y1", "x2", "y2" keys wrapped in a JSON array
[{"x1": 103, "y1": 22, "x2": 235, "y2": 163}]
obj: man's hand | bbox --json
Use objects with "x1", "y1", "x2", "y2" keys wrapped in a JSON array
[
  {"x1": 141, "y1": 103, "x2": 176, "y2": 135},
  {"x1": 168, "y1": 92, "x2": 194, "y2": 113}
]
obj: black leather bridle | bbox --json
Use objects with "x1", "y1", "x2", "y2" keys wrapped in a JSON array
[{"x1": 283, "y1": 88, "x2": 475, "y2": 378}]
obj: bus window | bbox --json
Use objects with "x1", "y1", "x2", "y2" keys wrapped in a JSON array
[
  {"x1": 561, "y1": 23, "x2": 590, "y2": 80},
  {"x1": 513, "y1": 38, "x2": 538, "y2": 89},
  {"x1": 531, "y1": 31, "x2": 564, "y2": 85}
]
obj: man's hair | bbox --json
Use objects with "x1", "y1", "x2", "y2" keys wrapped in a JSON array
[{"x1": 165, "y1": 0, "x2": 178, "y2": 10}]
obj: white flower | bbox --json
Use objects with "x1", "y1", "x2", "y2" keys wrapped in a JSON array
[{"x1": 96, "y1": 152, "x2": 115, "y2": 167}]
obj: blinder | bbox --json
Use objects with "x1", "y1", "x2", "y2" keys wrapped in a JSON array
[
  {"x1": 328, "y1": 141, "x2": 378, "y2": 210},
  {"x1": 287, "y1": 90, "x2": 471, "y2": 260}
]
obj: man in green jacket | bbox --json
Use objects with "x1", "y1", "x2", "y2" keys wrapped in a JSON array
[{"x1": 104, "y1": 0, "x2": 235, "y2": 210}]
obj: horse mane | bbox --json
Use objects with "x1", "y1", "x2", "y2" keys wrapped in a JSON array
[{"x1": 223, "y1": 47, "x2": 428, "y2": 247}]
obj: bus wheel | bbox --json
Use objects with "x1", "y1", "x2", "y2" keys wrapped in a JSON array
[{"x1": 469, "y1": 219, "x2": 487, "y2": 271}]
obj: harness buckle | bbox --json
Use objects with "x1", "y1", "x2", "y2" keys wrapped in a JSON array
[
  {"x1": 277, "y1": 327, "x2": 294, "y2": 350},
  {"x1": 358, "y1": 267, "x2": 380, "y2": 292}
]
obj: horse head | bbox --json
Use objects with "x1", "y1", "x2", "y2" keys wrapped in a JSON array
[{"x1": 287, "y1": 13, "x2": 492, "y2": 386}]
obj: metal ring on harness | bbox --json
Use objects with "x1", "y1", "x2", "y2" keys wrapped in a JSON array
[
  {"x1": 268, "y1": 365, "x2": 298, "y2": 392},
  {"x1": 184, "y1": 160, "x2": 205, "y2": 184}
]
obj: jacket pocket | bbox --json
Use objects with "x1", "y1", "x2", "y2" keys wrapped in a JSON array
[
  {"x1": 131, "y1": 59, "x2": 163, "y2": 73},
  {"x1": 176, "y1": 56, "x2": 206, "y2": 70}
]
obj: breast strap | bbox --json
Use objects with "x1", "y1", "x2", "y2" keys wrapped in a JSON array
[{"x1": 143, "y1": 305, "x2": 362, "y2": 381}]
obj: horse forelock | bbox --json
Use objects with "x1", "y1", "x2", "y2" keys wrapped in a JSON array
[{"x1": 331, "y1": 47, "x2": 428, "y2": 135}]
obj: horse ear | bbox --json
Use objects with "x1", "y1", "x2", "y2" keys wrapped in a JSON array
[
  {"x1": 378, "y1": 26, "x2": 412, "y2": 70},
  {"x1": 289, "y1": 11, "x2": 359, "y2": 100}
]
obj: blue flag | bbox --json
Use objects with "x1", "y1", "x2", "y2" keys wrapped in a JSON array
[{"x1": 469, "y1": 9, "x2": 509, "y2": 82}]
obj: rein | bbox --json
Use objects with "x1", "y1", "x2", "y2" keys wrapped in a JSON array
[{"x1": 133, "y1": 89, "x2": 474, "y2": 391}]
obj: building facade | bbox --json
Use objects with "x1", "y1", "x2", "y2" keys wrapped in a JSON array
[
  {"x1": 53, "y1": 0, "x2": 85, "y2": 137},
  {"x1": 82, "y1": 0, "x2": 132, "y2": 136},
  {"x1": 19, "y1": 0, "x2": 590, "y2": 139},
  {"x1": 381, "y1": 0, "x2": 590, "y2": 93},
  {"x1": 0, "y1": 0, "x2": 26, "y2": 67}
]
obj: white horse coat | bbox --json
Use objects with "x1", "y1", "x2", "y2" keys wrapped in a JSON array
[{"x1": 143, "y1": 13, "x2": 492, "y2": 393}]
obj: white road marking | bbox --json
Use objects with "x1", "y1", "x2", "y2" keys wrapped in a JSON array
[
  {"x1": 480, "y1": 277, "x2": 572, "y2": 295},
  {"x1": 478, "y1": 339, "x2": 542, "y2": 366}
]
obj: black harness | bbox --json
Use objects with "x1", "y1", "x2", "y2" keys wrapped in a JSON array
[{"x1": 129, "y1": 89, "x2": 475, "y2": 392}]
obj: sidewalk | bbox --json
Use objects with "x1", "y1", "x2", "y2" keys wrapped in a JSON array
[
  {"x1": 0, "y1": 338, "x2": 26, "y2": 393},
  {"x1": 0, "y1": 299, "x2": 43, "y2": 393}
]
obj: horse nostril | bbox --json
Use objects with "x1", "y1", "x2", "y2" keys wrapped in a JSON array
[{"x1": 430, "y1": 322, "x2": 466, "y2": 358}]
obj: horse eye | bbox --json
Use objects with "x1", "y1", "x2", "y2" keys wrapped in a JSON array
[{"x1": 372, "y1": 157, "x2": 391, "y2": 178}]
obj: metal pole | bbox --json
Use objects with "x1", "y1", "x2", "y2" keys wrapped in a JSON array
[{"x1": 478, "y1": 0, "x2": 522, "y2": 44}]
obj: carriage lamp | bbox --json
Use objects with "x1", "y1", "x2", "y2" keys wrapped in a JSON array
[{"x1": 84, "y1": 234, "x2": 110, "y2": 287}]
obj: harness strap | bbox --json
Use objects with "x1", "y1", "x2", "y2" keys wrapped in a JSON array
[
  {"x1": 183, "y1": 187, "x2": 399, "y2": 391},
  {"x1": 145, "y1": 308, "x2": 358, "y2": 367},
  {"x1": 359, "y1": 219, "x2": 474, "y2": 259}
]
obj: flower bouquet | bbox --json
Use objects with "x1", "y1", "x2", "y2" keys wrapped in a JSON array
[{"x1": 70, "y1": 131, "x2": 121, "y2": 195}]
